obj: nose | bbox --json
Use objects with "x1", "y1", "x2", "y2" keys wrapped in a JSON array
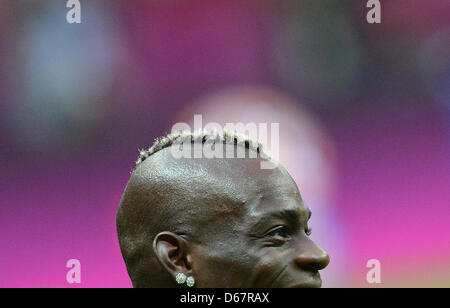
[{"x1": 294, "y1": 239, "x2": 330, "y2": 271}]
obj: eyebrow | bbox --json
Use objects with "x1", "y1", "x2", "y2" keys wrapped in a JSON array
[
  {"x1": 273, "y1": 209, "x2": 300, "y2": 223},
  {"x1": 277, "y1": 208, "x2": 311, "y2": 222},
  {"x1": 251, "y1": 208, "x2": 312, "y2": 232}
]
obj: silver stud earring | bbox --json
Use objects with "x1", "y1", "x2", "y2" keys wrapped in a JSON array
[
  {"x1": 175, "y1": 273, "x2": 187, "y2": 285},
  {"x1": 186, "y1": 276, "x2": 195, "y2": 288}
]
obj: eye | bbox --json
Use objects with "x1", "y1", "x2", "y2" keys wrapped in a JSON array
[
  {"x1": 305, "y1": 228, "x2": 312, "y2": 236},
  {"x1": 265, "y1": 226, "x2": 290, "y2": 238}
]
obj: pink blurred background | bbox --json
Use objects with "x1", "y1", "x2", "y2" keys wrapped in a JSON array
[{"x1": 0, "y1": 0, "x2": 449, "y2": 287}]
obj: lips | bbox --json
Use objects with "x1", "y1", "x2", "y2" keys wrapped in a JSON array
[
  {"x1": 281, "y1": 272, "x2": 322, "y2": 288},
  {"x1": 289, "y1": 278, "x2": 322, "y2": 288}
]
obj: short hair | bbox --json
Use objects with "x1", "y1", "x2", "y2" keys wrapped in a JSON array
[{"x1": 135, "y1": 129, "x2": 265, "y2": 166}]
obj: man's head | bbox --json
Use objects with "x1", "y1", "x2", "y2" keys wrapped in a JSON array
[{"x1": 116, "y1": 131, "x2": 329, "y2": 287}]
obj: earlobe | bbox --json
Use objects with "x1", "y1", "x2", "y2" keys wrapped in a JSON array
[{"x1": 152, "y1": 231, "x2": 192, "y2": 280}]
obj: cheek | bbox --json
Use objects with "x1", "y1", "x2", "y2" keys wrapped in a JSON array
[
  {"x1": 250, "y1": 248, "x2": 291, "y2": 287},
  {"x1": 194, "y1": 239, "x2": 257, "y2": 286}
]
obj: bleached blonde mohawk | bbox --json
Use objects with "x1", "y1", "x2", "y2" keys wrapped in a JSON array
[{"x1": 136, "y1": 130, "x2": 264, "y2": 166}]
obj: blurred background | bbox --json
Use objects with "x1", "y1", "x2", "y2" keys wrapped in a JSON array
[{"x1": 0, "y1": 0, "x2": 449, "y2": 287}]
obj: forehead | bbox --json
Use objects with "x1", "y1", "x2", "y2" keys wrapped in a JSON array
[
  {"x1": 248, "y1": 186, "x2": 309, "y2": 220},
  {"x1": 194, "y1": 157, "x2": 309, "y2": 236},
  {"x1": 191, "y1": 152, "x2": 306, "y2": 211},
  {"x1": 240, "y1": 161, "x2": 309, "y2": 220}
]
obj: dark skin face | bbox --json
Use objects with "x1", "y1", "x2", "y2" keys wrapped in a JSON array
[{"x1": 145, "y1": 146, "x2": 330, "y2": 288}]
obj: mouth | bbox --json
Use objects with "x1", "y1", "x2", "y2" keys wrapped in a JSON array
[
  {"x1": 270, "y1": 266, "x2": 323, "y2": 288},
  {"x1": 289, "y1": 280, "x2": 322, "y2": 288},
  {"x1": 285, "y1": 272, "x2": 323, "y2": 288}
]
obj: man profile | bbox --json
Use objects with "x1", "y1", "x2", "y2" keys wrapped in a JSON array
[{"x1": 116, "y1": 130, "x2": 329, "y2": 287}]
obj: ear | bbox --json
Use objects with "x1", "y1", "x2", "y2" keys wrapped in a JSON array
[{"x1": 153, "y1": 231, "x2": 193, "y2": 281}]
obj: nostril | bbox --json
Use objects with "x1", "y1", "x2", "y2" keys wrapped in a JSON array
[{"x1": 296, "y1": 252, "x2": 330, "y2": 271}]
